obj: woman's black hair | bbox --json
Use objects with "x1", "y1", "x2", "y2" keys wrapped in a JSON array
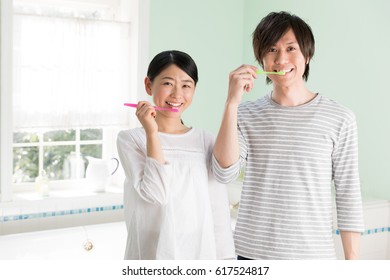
[{"x1": 147, "y1": 50, "x2": 198, "y2": 85}]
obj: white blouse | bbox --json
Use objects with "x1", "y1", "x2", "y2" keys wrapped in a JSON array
[{"x1": 117, "y1": 127, "x2": 235, "y2": 260}]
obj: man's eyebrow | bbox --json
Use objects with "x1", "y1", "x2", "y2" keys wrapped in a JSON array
[{"x1": 271, "y1": 40, "x2": 299, "y2": 47}]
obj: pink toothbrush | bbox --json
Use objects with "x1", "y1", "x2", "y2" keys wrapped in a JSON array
[{"x1": 124, "y1": 103, "x2": 179, "y2": 112}]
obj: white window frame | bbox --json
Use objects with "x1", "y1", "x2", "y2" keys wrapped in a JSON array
[
  {"x1": 0, "y1": 0, "x2": 150, "y2": 202},
  {"x1": 1, "y1": 0, "x2": 14, "y2": 202},
  {"x1": 13, "y1": 128, "x2": 104, "y2": 181}
]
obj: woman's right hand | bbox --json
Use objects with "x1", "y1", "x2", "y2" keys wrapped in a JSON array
[
  {"x1": 227, "y1": 64, "x2": 258, "y2": 106},
  {"x1": 135, "y1": 101, "x2": 158, "y2": 135}
]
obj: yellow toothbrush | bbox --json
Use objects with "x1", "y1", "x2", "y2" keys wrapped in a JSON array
[{"x1": 256, "y1": 70, "x2": 285, "y2": 75}]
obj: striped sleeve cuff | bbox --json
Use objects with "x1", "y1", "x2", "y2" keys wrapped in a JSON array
[{"x1": 211, "y1": 154, "x2": 241, "y2": 184}]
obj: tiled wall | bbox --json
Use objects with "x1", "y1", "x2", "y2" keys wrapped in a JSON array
[
  {"x1": 0, "y1": 222, "x2": 127, "y2": 259},
  {"x1": 333, "y1": 200, "x2": 390, "y2": 259},
  {"x1": 0, "y1": 192, "x2": 124, "y2": 235}
]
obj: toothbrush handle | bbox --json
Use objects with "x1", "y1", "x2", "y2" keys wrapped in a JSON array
[
  {"x1": 124, "y1": 103, "x2": 138, "y2": 108},
  {"x1": 125, "y1": 103, "x2": 159, "y2": 109},
  {"x1": 124, "y1": 103, "x2": 177, "y2": 112},
  {"x1": 256, "y1": 70, "x2": 285, "y2": 75}
]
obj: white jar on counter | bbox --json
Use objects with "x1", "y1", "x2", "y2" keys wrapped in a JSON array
[{"x1": 35, "y1": 170, "x2": 50, "y2": 197}]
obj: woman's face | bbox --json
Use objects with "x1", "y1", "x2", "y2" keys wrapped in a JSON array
[
  {"x1": 262, "y1": 28, "x2": 309, "y2": 87},
  {"x1": 145, "y1": 64, "x2": 196, "y2": 116}
]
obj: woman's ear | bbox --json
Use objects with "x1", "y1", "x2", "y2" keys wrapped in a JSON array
[{"x1": 144, "y1": 77, "x2": 153, "y2": 96}]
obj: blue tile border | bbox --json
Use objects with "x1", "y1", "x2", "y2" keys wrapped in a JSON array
[
  {"x1": 0, "y1": 204, "x2": 123, "y2": 223},
  {"x1": 1, "y1": 204, "x2": 388, "y2": 237},
  {"x1": 335, "y1": 227, "x2": 390, "y2": 236}
]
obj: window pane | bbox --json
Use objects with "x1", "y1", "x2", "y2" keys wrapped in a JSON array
[
  {"x1": 80, "y1": 129, "x2": 102, "y2": 140},
  {"x1": 13, "y1": 14, "x2": 131, "y2": 129},
  {"x1": 44, "y1": 129, "x2": 75, "y2": 142},
  {"x1": 44, "y1": 146, "x2": 78, "y2": 180},
  {"x1": 13, "y1": 132, "x2": 39, "y2": 143},
  {"x1": 13, "y1": 146, "x2": 39, "y2": 183},
  {"x1": 81, "y1": 144, "x2": 102, "y2": 158}
]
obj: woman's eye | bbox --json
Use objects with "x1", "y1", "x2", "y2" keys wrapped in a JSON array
[{"x1": 269, "y1": 48, "x2": 277, "y2": 52}]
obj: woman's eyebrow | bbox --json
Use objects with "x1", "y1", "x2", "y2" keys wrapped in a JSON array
[
  {"x1": 161, "y1": 76, "x2": 174, "y2": 81},
  {"x1": 161, "y1": 77, "x2": 193, "y2": 84}
]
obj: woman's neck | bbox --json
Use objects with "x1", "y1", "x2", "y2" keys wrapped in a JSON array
[{"x1": 155, "y1": 116, "x2": 190, "y2": 134}]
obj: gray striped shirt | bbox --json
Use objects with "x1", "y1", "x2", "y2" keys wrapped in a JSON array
[{"x1": 213, "y1": 93, "x2": 364, "y2": 259}]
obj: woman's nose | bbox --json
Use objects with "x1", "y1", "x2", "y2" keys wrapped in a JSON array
[{"x1": 170, "y1": 86, "x2": 182, "y2": 98}]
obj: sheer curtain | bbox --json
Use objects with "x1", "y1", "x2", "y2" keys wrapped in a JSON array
[{"x1": 13, "y1": 12, "x2": 131, "y2": 130}]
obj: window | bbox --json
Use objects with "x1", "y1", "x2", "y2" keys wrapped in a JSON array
[
  {"x1": 1, "y1": 0, "x2": 149, "y2": 200},
  {"x1": 13, "y1": 128, "x2": 103, "y2": 183}
]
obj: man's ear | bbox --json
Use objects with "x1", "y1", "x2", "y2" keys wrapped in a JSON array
[{"x1": 144, "y1": 77, "x2": 152, "y2": 96}]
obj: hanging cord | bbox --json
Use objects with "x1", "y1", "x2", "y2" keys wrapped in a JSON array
[{"x1": 82, "y1": 226, "x2": 94, "y2": 252}]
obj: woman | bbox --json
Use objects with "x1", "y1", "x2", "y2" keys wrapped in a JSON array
[{"x1": 117, "y1": 50, "x2": 235, "y2": 260}]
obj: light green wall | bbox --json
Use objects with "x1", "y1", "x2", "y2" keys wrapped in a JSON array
[
  {"x1": 149, "y1": 0, "x2": 390, "y2": 199},
  {"x1": 149, "y1": 0, "x2": 244, "y2": 133}
]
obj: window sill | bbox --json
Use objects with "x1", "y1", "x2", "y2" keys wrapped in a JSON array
[
  {"x1": 0, "y1": 186, "x2": 124, "y2": 235},
  {"x1": 11, "y1": 185, "x2": 123, "y2": 201},
  {"x1": 1, "y1": 185, "x2": 123, "y2": 213}
]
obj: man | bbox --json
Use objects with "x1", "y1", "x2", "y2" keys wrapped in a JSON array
[{"x1": 213, "y1": 11, "x2": 364, "y2": 260}]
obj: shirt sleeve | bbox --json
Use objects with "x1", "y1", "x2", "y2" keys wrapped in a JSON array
[
  {"x1": 117, "y1": 130, "x2": 172, "y2": 205},
  {"x1": 212, "y1": 123, "x2": 247, "y2": 184},
  {"x1": 332, "y1": 115, "x2": 364, "y2": 232}
]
